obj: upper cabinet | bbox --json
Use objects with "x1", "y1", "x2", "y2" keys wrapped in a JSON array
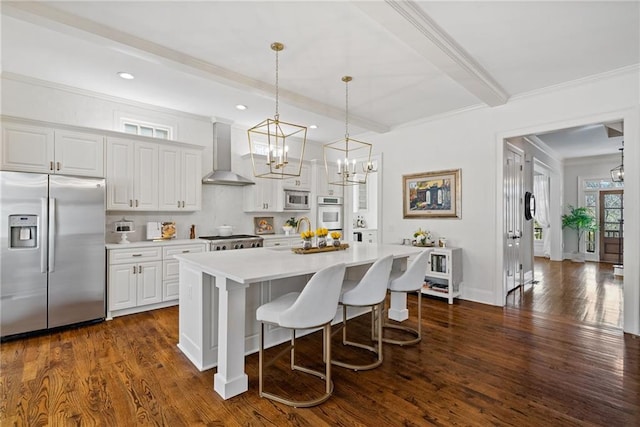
[
  {"x1": 282, "y1": 163, "x2": 311, "y2": 191},
  {"x1": 106, "y1": 137, "x2": 202, "y2": 212},
  {"x1": 316, "y1": 163, "x2": 344, "y2": 198},
  {"x1": 158, "y1": 145, "x2": 202, "y2": 211},
  {"x1": 106, "y1": 138, "x2": 159, "y2": 211},
  {"x1": 1, "y1": 122, "x2": 104, "y2": 177}
]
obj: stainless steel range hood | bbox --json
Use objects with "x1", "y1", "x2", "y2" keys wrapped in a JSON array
[{"x1": 202, "y1": 122, "x2": 254, "y2": 186}]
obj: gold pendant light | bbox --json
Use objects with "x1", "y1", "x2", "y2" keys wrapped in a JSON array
[
  {"x1": 323, "y1": 76, "x2": 373, "y2": 186},
  {"x1": 248, "y1": 42, "x2": 307, "y2": 179}
]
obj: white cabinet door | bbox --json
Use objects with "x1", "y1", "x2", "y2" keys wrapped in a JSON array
[
  {"x1": 108, "y1": 264, "x2": 137, "y2": 311},
  {"x1": 317, "y1": 163, "x2": 343, "y2": 197},
  {"x1": 1, "y1": 123, "x2": 54, "y2": 173},
  {"x1": 106, "y1": 138, "x2": 135, "y2": 210},
  {"x1": 244, "y1": 178, "x2": 282, "y2": 212},
  {"x1": 283, "y1": 163, "x2": 311, "y2": 191},
  {"x1": 137, "y1": 261, "x2": 162, "y2": 306},
  {"x1": 158, "y1": 145, "x2": 182, "y2": 210},
  {"x1": 54, "y1": 130, "x2": 104, "y2": 177},
  {"x1": 181, "y1": 148, "x2": 202, "y2": 211},
  {"x1": 134, "y1": 141, "x2": 159, "y2": 210},
  {"x1": 158, "y1": 145, "x2": 201, "y2": 211}
]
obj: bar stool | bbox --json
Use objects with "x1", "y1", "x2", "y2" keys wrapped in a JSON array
[
  {"x1": 331, "y1": 254, "x2": 394, "y2": 371},
  {"x1": 382, "y1": 250, "x2": 430, "y2": 346},
  {"x1": 256, "y1": 263, "x2": 346, "y2": 407}
]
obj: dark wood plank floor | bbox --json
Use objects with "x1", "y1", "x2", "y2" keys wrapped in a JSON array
[{"x1": 2, "y1": 260, "x2": 638, "y2": 426}]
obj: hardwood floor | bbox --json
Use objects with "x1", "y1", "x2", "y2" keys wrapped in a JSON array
[
  {"x1": 507, "y1": 258, "x2": 624, "y2": 328},
  {"x1": 2, "y1": 264, "x2": 638, "y2": 425}
]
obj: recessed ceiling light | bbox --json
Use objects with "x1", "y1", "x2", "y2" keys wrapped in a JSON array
[
  {"x1": 117, "y1": 72, "x2": 135, "y2": 80},
  {"x1": 309, "y1": 124, "x2": 318, "y2": 129},
  {"x1": 235, "y1": 104, "x2": 248, "y2": 111}
]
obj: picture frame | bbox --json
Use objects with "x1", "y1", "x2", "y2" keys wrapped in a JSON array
[
  {"x1": 254, "y1": 216, "x2": 275, "y2": 234},
  {"x1": 402, "y1": 169, "x2": 461, "y2": 219}
]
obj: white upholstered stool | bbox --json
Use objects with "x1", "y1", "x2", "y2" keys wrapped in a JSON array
[
  {"x1": 382, "y1": 250, "x2": 430, "y2": 346},
  {"x1": 331, "y1": 254, "x2": 394, "y2": 371},
  {"x1": 256, "y1": 263, "x2": 346, "y2": 407}
]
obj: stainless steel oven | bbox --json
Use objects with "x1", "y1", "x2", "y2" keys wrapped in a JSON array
[{"x1": 317, "y1": 196, "x2": 343, "y2": 231}]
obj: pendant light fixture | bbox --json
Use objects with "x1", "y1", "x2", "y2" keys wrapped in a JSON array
[
  {"x1": 248, "y1": 42, "x2": 307, "y2": 179},
  {"x1": 610, "y1": 141, "x2": 624, "y2": 182},
  {"x1": 323, "y1": 76, "x2": 373, "y2": 186}
]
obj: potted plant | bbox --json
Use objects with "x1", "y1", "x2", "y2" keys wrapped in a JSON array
[
  {"x1": 561, "y1": 205, "x2": 597, "y2": 262},
  {"x1": 283, "y1": 217, "x2": 297, "y2": 235}
]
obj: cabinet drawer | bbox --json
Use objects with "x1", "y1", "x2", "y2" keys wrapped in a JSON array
[
  {"x1": 163, "y1": 259, "x2": 180, "y2": 280},
  {"x1": 163, "y1": 279, "x2": 179, "y2": 301},
  {"x1": 162, "y1": 244, "x2": 206, "y2": 259},
  {"x1": 109, "y1": 247, "x2": 162, "y2": 264}
]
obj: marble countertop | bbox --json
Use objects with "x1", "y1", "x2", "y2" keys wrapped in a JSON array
[
  {"x1": 175, "y1": 242, "x2": 421, "y2": 284},
  {"x1": 105, "y1": 239, "x2": 206, "y2": 250}
]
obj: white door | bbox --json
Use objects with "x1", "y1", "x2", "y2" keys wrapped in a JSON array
[
  {"x1": 158, "y1": 145, "x2": 182, "y2": 210},
  {"x1": 134, "y1": 141, "x2": 159, "y2": 210},
  {"x1": 504, "y1": 144, "x2": 524, "y2": 295},
  {"x1": 106, "y1": 138, "x2": 135, "y2": 210},
  {"x1": 181, "y1": 148, "x2": 202, "y2": 210},
  {"x1": 54, "y1": 130, "x2": 104, "y2": 177}
]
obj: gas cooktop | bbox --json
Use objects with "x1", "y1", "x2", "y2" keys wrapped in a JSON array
[{"x1": 199, "y1": 234, "x2": 261, "y2": 241}]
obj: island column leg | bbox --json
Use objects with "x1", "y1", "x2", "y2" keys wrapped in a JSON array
[
  {"x1": 388, "y1": 257, "x2": 409, "y2": 321},
  {"x1": 214, "y1": 277, "x2": 250, "y2": 399}
]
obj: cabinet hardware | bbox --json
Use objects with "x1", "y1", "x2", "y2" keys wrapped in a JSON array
[
  {"x1": 132, "y1": 265, "x2": 137, "y2": 274},
  {"x1": 135, "y1": 199, "x2": 139, "y2": 207},
  {"x1": 182, "y1": 201, "x2": 185, "y2": 208},
  {"x1": 182, "y1": 250, "x2": 190, "y2": 253},
  {"x1": 50, "y1": 161, "x2": 54, "y2": 171},
  {"x1": 178, "y1": 201, "x2": 181, "y2": 208},
  {"x1": 138, "y1": 265, "x2": 142, "y2": 274},
  {"x1": 129, "y1": 199, "x2": 133, "y2": 207},
  {"x1": 132, "y1": 254, "x2": 142, "y2": 257},
  {"x1": 56, "y1": 162, "x2": 61, "y2": 171}
]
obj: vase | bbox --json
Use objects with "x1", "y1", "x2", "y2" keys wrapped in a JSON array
[
  {"x1": 317, "y1": 236, "x2": 327, "y2": 248},
  {"x1": 333, "y1": 239, "x2": 341, "y2": 247},
  {"x1": 302, "y1": 239, "x2": 312, "y2": 250}
]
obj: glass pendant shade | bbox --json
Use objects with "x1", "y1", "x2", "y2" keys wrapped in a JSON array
[
  {"x1": 610, "y1": 144, "x2": 624, "y2": 182},
  {"x1": 323, "y1": 76, "x2": 373, "y2": 186},
  {"x1": 248, "y1": 42, "x2": 306, "y2": 179}
]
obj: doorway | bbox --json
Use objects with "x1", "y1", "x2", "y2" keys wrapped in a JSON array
[{"x1": 599, "y1": 190, "x2": 624, "y2": 264}]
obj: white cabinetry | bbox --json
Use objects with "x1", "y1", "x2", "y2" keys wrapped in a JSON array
[
  {"x1": 108, "y1": 247, "x2": 163, "y2": 314},
  {"x1": 162, "y1": 243, "x2": 206, "y2": 301},
  {"x1": 362, "y1": 229, "x2": 378, "y2": 243},
  {"x1": 158, "y1": 145, "x2": 202, "y2": 211},
  {"x1": 316, "y1": 163, "x2": 343, "y2": 197},
  {"x1": 106, "y1": 138, "x2": 159, "y2": 210},
  {"x1": 107, "y1": 241, "x2": 207, "y2": 318},
  {"x1": 243, "y1": 175, "x2": 283, "y2": 212},
  {"x1": 282, "y1": 163, "x2": 311, "y2": 190},
  {"x1": 262, "y1": 235, "x2": 302, "y2": 248},
  {"x1": 422, "y1": 247, "x2": 463, "y2": 304},
  {"x1": 1, "y1": 122, "x2": 104, "y2": 177}
]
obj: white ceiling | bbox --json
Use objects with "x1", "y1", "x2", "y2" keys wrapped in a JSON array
[{"x1": 2, "y1": 1, "x2": 638, "y2": 156}]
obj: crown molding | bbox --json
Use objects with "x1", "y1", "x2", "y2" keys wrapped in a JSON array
[{"x1": 1, "y1": 72, "x2": 211, "y2": 122}]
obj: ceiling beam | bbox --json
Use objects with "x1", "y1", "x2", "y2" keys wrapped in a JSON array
[
  {"x1": 354, "y1": 0, "x2": 509, "y2": 107},
  {"x1": 2, "y1": 1, "x2": 390, "y2": 134}
]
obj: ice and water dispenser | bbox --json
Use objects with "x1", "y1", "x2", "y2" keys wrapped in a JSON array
[{"x1": 9, "y1": 215, "x2": 38, "y2": 248}]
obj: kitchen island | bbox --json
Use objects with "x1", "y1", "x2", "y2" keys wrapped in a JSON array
[{"x1": 175, "y1": 242, "x2": 421, "y2": 399}]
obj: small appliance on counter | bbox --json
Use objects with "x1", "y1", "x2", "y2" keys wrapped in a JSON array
[{"x1": 147, "y1": 221, "x2": 177, "y2": 240}]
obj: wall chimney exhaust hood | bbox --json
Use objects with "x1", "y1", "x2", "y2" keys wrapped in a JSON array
[{"x1": 202, "y1": 122, "x2": 254, "y2": 186}]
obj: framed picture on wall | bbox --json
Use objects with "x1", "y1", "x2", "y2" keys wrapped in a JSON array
[{"x1": 402, "y1": 169, "x2": 461, "y2": 219}]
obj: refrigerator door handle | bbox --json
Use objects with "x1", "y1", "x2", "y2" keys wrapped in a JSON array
[
  {"x1": 41, "y1": 197, "x2": 48, "y2": 273},
  {"x1": 48, "y1": 197, "x2": 56, "y2": 273}
]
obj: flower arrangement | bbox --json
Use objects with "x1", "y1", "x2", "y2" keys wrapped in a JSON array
[
  {"x1": 413, "y1": 228, "x2": 433, "y2": 246},
  {"x1": 330, "y1": 231, "x2": 342, "y2": 240},
  {"x1": 300, "y1": 230, "x2": 315, "y2": 240},
  {"x1": 315, "y1": 227, "x2": 329, "y2": 237}
]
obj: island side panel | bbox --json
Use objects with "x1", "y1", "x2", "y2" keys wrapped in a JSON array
[{"x1": 177, "y1": 262, "x2": 218, "y2": 370}]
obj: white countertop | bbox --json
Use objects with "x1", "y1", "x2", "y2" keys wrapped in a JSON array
[
  {"x1": 175, "y1": 242, "x2": 421, "y2": 284},
  {"x1": 105, "y1": 239, "x2": 206, "y2": 250}
]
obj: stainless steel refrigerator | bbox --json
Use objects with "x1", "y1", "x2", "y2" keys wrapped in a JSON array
[{"x1": 1, "y1": 171, "x2": 106, "y2": 338}]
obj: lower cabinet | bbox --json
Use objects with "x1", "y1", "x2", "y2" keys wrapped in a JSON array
[{"x1": 107, "y1": 241, "x2": 206, "y2": 318}]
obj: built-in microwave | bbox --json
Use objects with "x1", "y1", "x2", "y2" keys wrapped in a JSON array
[{"x1": 284, "y1": 190, "x2": 310, "y2": 210}]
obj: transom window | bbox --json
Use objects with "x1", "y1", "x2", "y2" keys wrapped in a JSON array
[{"x1": 122, "y1": 120, "x2": 172, "y2": 140}]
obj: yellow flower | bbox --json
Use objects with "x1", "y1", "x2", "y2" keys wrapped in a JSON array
[
  {"x1": 300, "y1": 230, "x2": 315, "y2": 239},
  {"x1": 316, "y1": 227, "x2": 328, "y2": 237},
  {"x1": 330, "y1": 231, "x2": 342, "y2": 239}
]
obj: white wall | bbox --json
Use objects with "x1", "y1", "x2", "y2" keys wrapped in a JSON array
[{"x1": 364, "y1": 66, "x2": 639, "y2": 335}]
